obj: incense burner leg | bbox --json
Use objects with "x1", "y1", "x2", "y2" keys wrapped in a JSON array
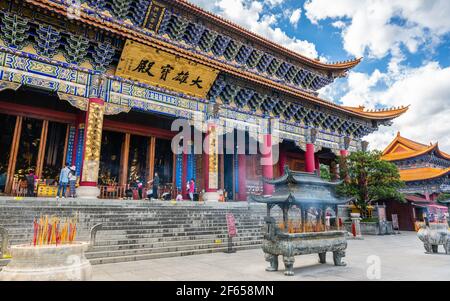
[
  {"x1": 431, "y1": 245, "x2": 438, "y2": 253},
  {"x1": 333, "y1": 250, "x2": 346, "y2": 266},
  {"x1": 264, "y1": 253, "x2": 278, "y2": 272},
  {"x1": 283, "y1": 256, "x2": 295, "y2": 276},
  {"x1": 318, "y1": 252, "x2": 326, "y2": 264},
  {"x1": 424, "y1": 243, "x2": 432, "y2": 253},
  {"x1": 444, "y1": 241, "x2": 449, "y2": 255}
]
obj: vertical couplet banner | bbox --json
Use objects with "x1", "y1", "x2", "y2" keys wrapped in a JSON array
[
  {"x1": 81, "y1": 102, "x2": 104, "y2": 183},
  {"x1": 208, "y1": 125, "x2": 218, "y2": 190}
]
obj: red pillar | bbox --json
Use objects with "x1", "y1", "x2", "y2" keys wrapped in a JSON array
[
  {"x1": 262, "y1": 134, "x2": 274, "y2": 195},
  {"x1": 237, "y1": 154, "x2": 247, "y2": 201},
  {"x1": 305, "y1": 143, "x2": 315, "y2": 173}
]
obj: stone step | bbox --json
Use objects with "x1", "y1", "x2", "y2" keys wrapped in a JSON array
[
  {"x1": 86, "y1": 238, "x2": 262, "y2": 260},
  {"x1": 2, "y1": 224, "x2": 262, "y2": 236},
  {"x1": 88, "y1": 243, "x2": 261, "y2": 265},
  {"x1": 0, "y1": 197, "x2": 267, "y2": 267},
  {"x1": 90, "y1": 235, "x2": 262, "y2": 252},
  {"x1": 0, "y1": 218, "x2": 263, "y2": 226},
  {"x1": 93, "y1": 233, "x2": 261, "y2": 247}
]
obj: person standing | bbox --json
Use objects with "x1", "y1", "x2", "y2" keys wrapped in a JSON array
[
  {"x1": 25, "y1": 169, "x2": 37, "y2": 197},
  {"x1": 147, "y1": 172, "x2": 160, "y2": 200},
  {"x1": 0, "y1": 168, "x2": 6, "y2": 193},
  {"x1": 136, "y1": 179, "x2": 143, "y2": 200},
  {"x1": 56, "y1": 164, "x2": 70, "y2": 199},
  {"x1": 68, "y1": 166, "x2": 77, "y2": 198},
  {"x1": 189, "y1": 178, "x2": 195, "y2": 201}
]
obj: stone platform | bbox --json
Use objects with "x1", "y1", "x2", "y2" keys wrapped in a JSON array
[
  {"x1": 92, "y1": 232, "x2": 450, "y2": 281},
  {"x1": 0, "y1": 197, "x2": 266, "y2": 268}
]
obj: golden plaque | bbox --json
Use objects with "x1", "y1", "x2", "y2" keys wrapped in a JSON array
[{"x1": 116, "y1": 40, "x2": 220, "y2": 99}]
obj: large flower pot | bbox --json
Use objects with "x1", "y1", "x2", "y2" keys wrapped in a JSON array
[{"x1": 0, "y1": 242, "x2": 92, "y2": 281}]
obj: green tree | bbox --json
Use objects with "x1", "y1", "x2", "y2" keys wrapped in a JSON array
[
  {"x1": 337, "y1": 150, "x2": 405, "y2": 217},
  {"x1": 320, "y1": 164, "x2": 331, "y2": 181}
]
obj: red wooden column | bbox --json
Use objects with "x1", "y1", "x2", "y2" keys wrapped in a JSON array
[
  {"x1": 305, "y1": 128, "x2": 317, "y2": 173},
  {"x1": 237, "y1": 154, "x2": 247, "y2": 201},
  {"x1": 262, "y1": 133, "x2": 274, "y2": 195},
  {"x1": 305, "y1": 143, "x2": 316, "y2": 172},
  {"x1": 78, "y1": 98, "x2": 105, "y2": 198}
]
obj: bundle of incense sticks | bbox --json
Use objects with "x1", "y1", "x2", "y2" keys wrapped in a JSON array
[{"x1": 32, "y1": 214, "x2": 78, "y2": 246}]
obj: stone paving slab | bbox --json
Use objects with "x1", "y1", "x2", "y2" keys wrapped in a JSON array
[{"x1": 91, "y1": 232, "x2": 450, "y2": 281}]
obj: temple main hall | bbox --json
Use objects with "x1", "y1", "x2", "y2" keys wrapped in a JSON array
[{"x1": 0, "y1": 0, "x2": 407, "y2": 201}]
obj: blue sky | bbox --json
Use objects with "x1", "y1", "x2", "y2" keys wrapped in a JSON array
[{"x1": 190, "y1": 0, "x2": 450, "y2": 151}]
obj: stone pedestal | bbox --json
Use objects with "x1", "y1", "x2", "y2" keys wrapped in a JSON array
[
  {"x1": 76, "y1": 185, "x2": 100, "y2": 199},
  {"x1": 202, "y1": 191, "x2": 220, "y2": 202},
  {"x1": 350, "y1": 213, "x2": 363, "y2": 240},
  {"x1": 0, "y1": 242, "x2": 92, "y2": 281}
]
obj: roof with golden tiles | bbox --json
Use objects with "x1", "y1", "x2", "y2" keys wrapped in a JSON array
[
  {"x1": 397, "y1": 167, "x2": 450, "y2": 182},
  {"x1": 382, "y1": 132, "x2": 450, "y2": 161},
  {"x1": 382, "y1": 133, "x2": 450, "y2": 182}
]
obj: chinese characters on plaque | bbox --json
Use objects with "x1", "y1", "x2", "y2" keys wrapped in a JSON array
[
  {"x1": 143, "y1": 2, "x2": 166, "y2": 32},
  {"x1": 208, "y1": 125, "x2": 218, "y2": 190},
  {"x1": 116, "y1": 40, "x2": 219, "y2": 98},
  {"x1": 82, "y1": 102, "x2": 105, "y2": 183}
]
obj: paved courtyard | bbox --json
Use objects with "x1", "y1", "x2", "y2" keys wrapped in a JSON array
[{"x1": 92, "y1": 232, "x2": 450, "y2": 281}]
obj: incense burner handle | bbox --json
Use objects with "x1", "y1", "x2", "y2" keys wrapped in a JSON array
[{"x1": 90, "y1": 223, "x2": 103, "y2": 247}]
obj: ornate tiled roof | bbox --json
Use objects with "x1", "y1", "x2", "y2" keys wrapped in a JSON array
[
  {"x1": 382, "y1": 133, "x2": 450, "y2": 183},
  {"x1": 21, "y1": 0, "x2": 408, "y2": 122},
  {"x1": 172, "y1": 0, "x2": 361, "y2": 72},
  {"x1": 398, "y1": 167, "x2": 450, "y2": 182},
  {"x1": 342, "y1": 105, "x2": 409, "y2": 120},
  {"x1": 382, "y1": 133, "x2": 450, "y2": 161}
]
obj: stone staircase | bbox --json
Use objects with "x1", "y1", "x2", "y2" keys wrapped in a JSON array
[{"x1": 0, "y1": 198, "x2": 266, "y2": 267}]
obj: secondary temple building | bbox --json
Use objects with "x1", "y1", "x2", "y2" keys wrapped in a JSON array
[
  {"x1": 0, "y1": 0, "x2": 407, "y2": 200},
  {"x1": 381, "y1": 133, "x2": 449, "y2": 230}
]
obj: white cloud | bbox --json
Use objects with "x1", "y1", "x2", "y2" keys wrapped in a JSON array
[
  {"x1": 189, "y1": 0, "x2": 318, "y2": 58},
  {"x1": 331, "y1": 21, "x2": 346, "y2": 29},
  {"x1": 264, "y1": 0, "x2": 285, "y2": 6},
  {"x1": 289, "y1": 8, "x2": 302, "y2": 27},
  {"x1": 321, "y1": 61, "x2": 450, "y2": 152},
  {"x1": 304, "y1": 0, "x2": 450, "y2": 59}
]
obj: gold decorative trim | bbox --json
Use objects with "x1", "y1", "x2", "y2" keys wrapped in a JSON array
[
  {"x1": 0, "y1": 81, "x2": 21, "y2": 92},
  {"x1": 57, "y1": 92, "x2": 89, "y2": 111}
]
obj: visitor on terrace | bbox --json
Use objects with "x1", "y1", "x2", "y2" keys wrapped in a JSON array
[
  {"x1": 68, "y1": 166, "x2": 77, "y2": 198},
  {"x1": 25, "y1": 169, "x2": 37, "y2": 197},
  {"x1": 56, "y1": 164, "x2": 70, "y2": 199},
  {"x1": 147, "y1": 172, "x2": 160, "y2": 200},
  {"x1": 189, "y1": 178, "x2": 195, "y2": 201}
]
